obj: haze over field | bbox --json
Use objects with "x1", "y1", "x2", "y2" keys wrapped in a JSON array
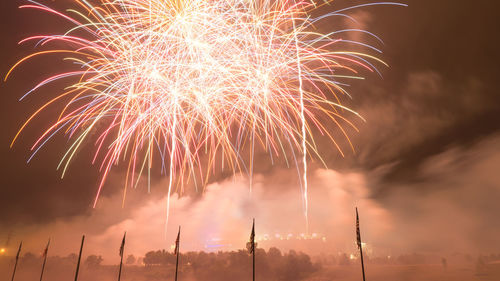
[{"x1": 1, "y1": 249, "x2": 500, "y2": 281}]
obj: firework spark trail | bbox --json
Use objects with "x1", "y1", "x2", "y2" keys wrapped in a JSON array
[
  {"x1": 291, "y1": 4, "x2": 309, "y2": 232},
  {"x1": 7, "y1": 0, "x2": 406, "y2": 227}
]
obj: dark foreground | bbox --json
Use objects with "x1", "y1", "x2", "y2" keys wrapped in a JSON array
[{"x1": 1, "y1": 250, "x2": 499, "y2": 281}]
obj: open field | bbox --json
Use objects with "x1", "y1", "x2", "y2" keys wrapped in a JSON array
[{"x1": 2, "y1": 253, "x2": 499, "y2": 281}]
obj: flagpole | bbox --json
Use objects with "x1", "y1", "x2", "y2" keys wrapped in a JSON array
[
  {"x1": 118, "y1": 249, "x2": 124, "y2": 281},
  {"x1": 252, "y1": 219, "x2": 255, "y2": 281},
  {"x1": 359, "y1": 240, "x2": 366, "y2": 281},
  {"x1": 247, "y1": 218, "x2": 256, "y2": 281},
  {"x1": 10, "y1": 241, "x2": 22, "y2": 281},
  {"x1": 74, "y1": 235, "x2": 85, "y2": 281},
  {"x1": 174, "y1": 226, "x2": 180, "y2": 281},
  {"x1": 118, "y1": 232, "x2": 126, "y2": 281},
  {"x1": 356, "y1": 208, "x2": 366, "y2": 281},
  {"x1": 39, "y1": 238, "x2": 50, "y2": 281}
]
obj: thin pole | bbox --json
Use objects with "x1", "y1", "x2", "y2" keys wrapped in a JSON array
[
  {"x1": 117, "y1": 255, "x2": 124, "y2": 281},
  {"x1": 359, "y1": 240, "x2": 366, "y2": 281},
  {"x1": 174, "y1": 249, "x2": 180, "y2": 281},
  {"x1": 252, "y1": 219, "x2": 255, "y2": 281},
  {"x1": 252, "y1": 242, "x2": 255, "y2": 281},
  {"x1": 11, "y1": 241, "x2": 22, "y2": 281},
  {"x1": 175, "y1": 226, "x2": 180, "y2": 281},
  {"x1": 118, "y1": 232, "x2": 126, "y2": 281},
  {"x1": 74, "y1": 235, "x2": 85, "y2": 281},
  {"x1": 356, "y1": 208, "x2": 366, "y2": 281},
  {"x1": 39, "y1": 238, "x2": 50, "y2": 281}
]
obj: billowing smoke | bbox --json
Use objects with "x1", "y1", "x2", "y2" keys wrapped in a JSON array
[
  {"x1": 2, "y1": 167, "x2": 389, "y2": 262},
  {"x1": 6, "y1": 131, "x2": 500, "y2": 261}
]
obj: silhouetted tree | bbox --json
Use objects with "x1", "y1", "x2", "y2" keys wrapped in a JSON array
[
  {"x1": 85, "y1": 255, "x2": 103, "y2": 268},
  {"x1": 278, "y1": 250, "x2": 316, "y2": 281},
  {"x1": 126, "y1": 254, "x2": 136, "y2": 265},
  {"x1": 144, "y1": 250, "x2": 175, "y2": 266},
  {"x1": 144, "y1": 251, "x2": 160, "y2": 266},
  {"x1": 268, "y1": 247, "x2": 282, "y2": 260}
]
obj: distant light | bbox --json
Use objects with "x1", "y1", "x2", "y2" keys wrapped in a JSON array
[
  {"x1": 0, "y1": 248, "x2": 5, "y2": 254},
  {"x1": 350, "y1": 254, "x2": 356, "y2": 260}
]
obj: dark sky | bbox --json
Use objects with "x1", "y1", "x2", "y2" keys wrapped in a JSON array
[{"x1": 0, "y1": 0, "x2": 500, "y2": 256}]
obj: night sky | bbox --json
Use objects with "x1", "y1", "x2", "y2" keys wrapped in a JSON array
[{"x1": 1, "y1": 0, "x2": 500, "y2": 258}]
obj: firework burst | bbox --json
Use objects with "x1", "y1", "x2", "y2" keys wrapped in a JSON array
[{"x1": 6, "y1": 0, "x2": 405, "y2": 226}]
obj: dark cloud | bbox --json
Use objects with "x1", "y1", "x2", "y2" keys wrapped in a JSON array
[{"x1": 380, "y1": 134, "x2": 500, "y2": 253}]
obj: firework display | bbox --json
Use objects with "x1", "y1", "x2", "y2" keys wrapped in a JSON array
[{"x1": 6, "y1": 0, "x2": 403, "y2": 220}]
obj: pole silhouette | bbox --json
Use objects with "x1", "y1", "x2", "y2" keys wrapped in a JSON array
[
  {"x1": 247, "y1": 218, "x2": 255, "y2": 281},
  {"x1": 39, "y1": 238, "x2": 50, "y2": 281},
  {"x1": 74, "y1": 235, "x2": 85, "y2": 281},
  {"x1": 10, "y1": 241, "x2": 22, "y2": 281},
  {"x1": 174, "y1": 226, "x2": 181, "y2": 281},
  {"x1": 118, "y1": 232, "x2": 126, "y2": 281},
  {"x1": 356, "y1": 207, "x2": 366, "y2": 281},
  {"x1": 252, "y1": 228, "x2": 255, "y2": 281}
]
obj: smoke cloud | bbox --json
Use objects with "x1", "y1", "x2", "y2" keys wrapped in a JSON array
[{"x1": 6, "y1": 132, "x2": 500, "y2": 261}]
